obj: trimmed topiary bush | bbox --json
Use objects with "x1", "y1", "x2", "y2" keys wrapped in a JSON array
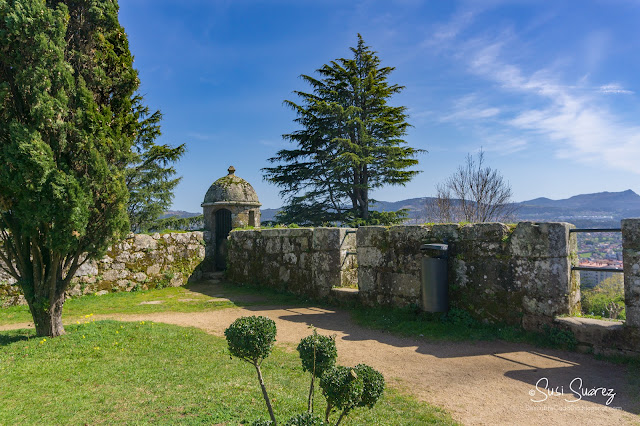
[
  {"x1": 319, "y1": 364, "x2": 385, "y2": 425},
  {"x1": 225, "y1": 315, "x2": 277, "y2": 363},
  {"x1": 298, "y1": 332, "x2": 338, "y2": 376},
  {"x1": 354, "y1": 364, "x2": 385, "y2": 408},
  {"x1": 297, "y1": 330, "x2": 337, "y2": 412},
  {"x1": 225, "y1": 316, "x2": 277, "y2": 423},
  {"x1": 228, "y1": 320, "x2": 384, "y2": 426},
  {"x1": 320, "y1": 366, "x2": 363, "y2": 425}
]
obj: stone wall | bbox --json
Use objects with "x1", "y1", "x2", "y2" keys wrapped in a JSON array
[
  {"x1": 356, "y1": 222, "x2": 580, "y2": 329},
  {"x1": 226, "y1": 227, "x2": 357, "y2": 298},
  {"x1": 226, "y1": 222, "x2": 580, "y2": 329},
  {"x1": 622, "y1": 218, "x2": 640, "y2": 327},
  {"x1": 0, "y1": 232, "x2": 205, "y2": 307}
]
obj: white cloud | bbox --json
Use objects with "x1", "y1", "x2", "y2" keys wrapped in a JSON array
[
  {"x1": 453, "y1": 40, "x2": 640, "y2": 174},
  {"x1": 599, "y1": 83, "x2": 634, "y2": 95},
  {"x1": 441, "y1": 94, "x2": 501, "y2": 121},
  {"x1": 429, "y1": 10, "x2": 475, "y2": 45}
]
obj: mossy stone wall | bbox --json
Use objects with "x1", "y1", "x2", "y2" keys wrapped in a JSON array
[
  {"x1": 357, "y1": 222, "x2": 580, "y2": 329},
  {"x1": 0, "y1": 232, "x2": 205, "y2": 307},
  {"x1": 622, "y1": 218, "x2": 640, "y2": 327},
  {"x1": 226, "y1": 227, "x2": 357, "y2": 298}
]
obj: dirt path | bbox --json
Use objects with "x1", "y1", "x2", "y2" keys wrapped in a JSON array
[{"x1": 3, "y1": 302, "x2": 638, "y2": 425}]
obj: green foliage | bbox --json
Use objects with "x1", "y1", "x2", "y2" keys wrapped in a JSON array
[
  {"x1": 251, "y1": 420, "x2": 274, "y2": 426},
  {"x1": 155, "y1": 272, "x2": 175, "y2": 290},
  {"x1": 225, "y1": 316, "x2": 277, "y2": 364},
  {"x1": 297, "y1": 332, "x2": 338, "y2": 378},
  {"x1": 145, "y1": 214, "x2": 203, "y2": 232},
  {"x1": 285, "y1": 412, "x2": 326, "y2": 425},
  {"x1": 345, "y1": 209, "x2": 408, "y2": 227},
  {"x1": 320, "y1": 366, "x2": 364, "y2": 420},
  {"x1": 264, "y1": 34, "x2": 423, "y2": 226},
  {"x1": 126, "y1": 97, "x2": 186, "y2": 232},
  {"x1": 354, "y1": 364, "x2": 385, "y2": 409},
  {"x1": 541, "y1": 325, "x2": 578, "y2": 350},
  {"x1": 0, "y1": 0, "x2": 141, "y2": 336},
  {"x1": 442, "y1": 308, "x2": 478, "y2": 328},
  {"x1": 581, "y1": 276, "x2": 626, "y2": 320}
]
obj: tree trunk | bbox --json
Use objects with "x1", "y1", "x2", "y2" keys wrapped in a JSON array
[
  {"x1": 254, "y1": 362, "x2": 277, "y2": 424},
  {"x1": 30, "y1": 292, "x2": 66, "y2": 337}
]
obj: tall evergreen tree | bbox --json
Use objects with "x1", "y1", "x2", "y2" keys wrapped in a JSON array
[
  {"x1": 0, "y1": 0, "x2": 139, "y2": 337},
  {"x1": 127, "y1": 96, "x2": 186, "y2": 233},
  {"x1": 264, "y1": 35, "x2": 422, "y2": 225}
]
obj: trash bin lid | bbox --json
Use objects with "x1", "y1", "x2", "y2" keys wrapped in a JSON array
[{"x1": 420, "y1": 243, "x2": 448, "y2": 251}]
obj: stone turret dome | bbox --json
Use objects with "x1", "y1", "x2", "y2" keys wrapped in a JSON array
[{"x1": 202, "y1": 166, "x2": 261, "y2": 206}]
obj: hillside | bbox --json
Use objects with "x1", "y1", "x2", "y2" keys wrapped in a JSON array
[{"x1": 257, "y1": 189, "x2": 640, "y2": 226}]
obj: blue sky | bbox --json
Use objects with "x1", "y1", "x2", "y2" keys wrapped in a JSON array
[{"x1": 119, "y1": 0, "x2": 640, "y2": 211}]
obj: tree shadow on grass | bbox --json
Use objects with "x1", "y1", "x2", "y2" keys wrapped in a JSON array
[{"x1": 0, "y1": 332, "x2": 31, "y2": 347}]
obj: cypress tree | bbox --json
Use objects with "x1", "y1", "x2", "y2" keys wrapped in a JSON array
[{"x1": 0, "y1": 0, "x2": 139, "y2": 336}]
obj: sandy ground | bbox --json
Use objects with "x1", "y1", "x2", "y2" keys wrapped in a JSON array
[{"x1": 2, "y1": 284, "x2": 639, "y2": 425}]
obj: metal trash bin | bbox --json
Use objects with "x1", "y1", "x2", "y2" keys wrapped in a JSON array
[{"x1": 420, "y1": 243, "x2": 449, "y2": 312}]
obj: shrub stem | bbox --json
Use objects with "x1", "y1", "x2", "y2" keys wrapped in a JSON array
[{"x1": 254, "y1": 362, "x2": 276, "y2": 424}]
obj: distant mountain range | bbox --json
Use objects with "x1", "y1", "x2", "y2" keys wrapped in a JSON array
[
  {"x1": 168, "y1": 189, "x2": 640, "y2": 228},
  {"x1": 160, "y1": 210, "x2": 202, "y2": 219},
  {"x1": 514, "y1": 189, "x2": 640, "y2": 227}
]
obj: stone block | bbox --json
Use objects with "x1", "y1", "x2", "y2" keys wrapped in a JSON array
[
  {"x1": 356, "y1": 226, "x2": 388, "y2": 247},
  {"x1": 622, "y1": 218, "x2": 640, "y2": 249},
  {"x1": 134, "y1": 234, "x2": 157, "y2": 251},
  {"x1": 356, "y1": 247, "x2": 386, "y2": 268},
  {"x1": 510, "y1": 222, "x2": 572, "y2": 258},
  {"x1": 312, "y1": 269, "x2": 337, "y2": 295},
  {"x1": 312, "y1": 251, "x2": 340, "y2": 271},
  {"x1": 75, "y1": 260, "x2": 98, "y2": 277},
  {"x1": 102, "y1": 270, "x2": 120, "y2": 281},
  {"x1": 430, "y1": 224, "x2": 460, "y2": 242},
  {"x1": 626, "y1": 306, "x2": 640, "y2": 328},
  {"x1": 265, "y1": 237, "x2": 282, "y2": 253},
  {"x1": 313, "y1": 227, "x2": 342, "y2": 250},
  {"x1": 459, "y1": 223, "x2": 510, "y2": 242},
  {"x1": 513, "y1": 257, "x2": 571, "y2": 296},
  {"x1": 146, "y1": 264, "x2": 161, "y2": 276},
  {"x1": 172, "y1": 233, "x2": 190, "y2": 244},
  {"x1": 357, "y1": 267, "x2": 377, "y2": 293},
  {"x1": 170, "y1": 275, "x2": 184, "y2": 287},
  {"x1": 132, "y1": 272, "x2": 147, "y2": 282},
  {"x1": 115, "y1": 252, "x2": 132, "y2": 263},
  {"x1": 283, "y1": 252, "x2": 297, "y2": 265},
  {"x1": 279, "y1": 266, "x2": 290, "y2": 283},
  {"x1": 391, "y1": 273, "x2": 421, "y2": 299},
  {"x1": 282, "y1": 238, "x2": 293, "y2": 252}
]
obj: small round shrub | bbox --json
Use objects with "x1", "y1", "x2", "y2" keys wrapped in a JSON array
[
  {"x1": 354, "y1": 364, "x2": 385, "y2": 408},
  {"x1": 319, "y1": 366, "x2": 363, "y2": 412},
  {"x1": 224, "y1": 316, "x2": 277, "y2": 363},
  {"x1": 285, "y1": 412, "x2": 325, "y2": 425},
  {"x1": 297, "y1": 333, "x2": 337, "y2": 378}
]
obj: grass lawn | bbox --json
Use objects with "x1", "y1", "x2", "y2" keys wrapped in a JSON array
[
  {"x1": 0, "y1": 284, "x2": 302, "y2": 326},
  {"x1": 0, "y1": 321, "x2": 456, "y2": 425},
  {"x1": 0, "y1": 281, "x2": 597, "y2": 352}
]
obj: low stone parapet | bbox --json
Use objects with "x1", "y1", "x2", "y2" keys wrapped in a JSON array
[{"x1": 0, "y1": 231, "x2": 206, "y2": 306}]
